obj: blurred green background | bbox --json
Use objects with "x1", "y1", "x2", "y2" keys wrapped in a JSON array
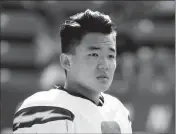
[{"x1": 1, "y1": 1, "x2": 175, "y2": 133}]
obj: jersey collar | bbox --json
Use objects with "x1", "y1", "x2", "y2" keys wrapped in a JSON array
[{"x1": 54, "y1": 85, "x2": 104, "y2": 107}]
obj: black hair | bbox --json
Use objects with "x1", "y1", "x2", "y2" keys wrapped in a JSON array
[{"x1": 60, "y1": 9, "x2": 117, "y2": 54}]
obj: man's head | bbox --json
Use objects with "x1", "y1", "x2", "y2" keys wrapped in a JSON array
[{"x1": 60, "y1": 9, "x2": 117, "y2": 92}]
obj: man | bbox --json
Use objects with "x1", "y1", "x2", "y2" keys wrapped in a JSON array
[{"x1": 13, "y1": 9, "x2": 132, "y2": 133}]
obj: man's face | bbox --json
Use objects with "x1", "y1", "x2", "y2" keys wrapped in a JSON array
[{"x1": 69, "y1": 32, "x2": 117, "y2": 92}]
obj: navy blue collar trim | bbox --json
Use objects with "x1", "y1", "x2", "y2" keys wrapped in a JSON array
[{"x1": 54, "y1": 85, "x2": 104, "y2": 106}]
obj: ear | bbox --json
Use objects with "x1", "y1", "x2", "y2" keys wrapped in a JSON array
[{"x1": 60, "y1": 53, "x2": 72, "y2": 71}]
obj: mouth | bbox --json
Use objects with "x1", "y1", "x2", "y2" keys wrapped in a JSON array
[
  {"x1": 96, "y1": 75, "x2": 109, "y2": 84},
  {"x1": 96, "y1": 75, "x2": 109, "y2": 80}
]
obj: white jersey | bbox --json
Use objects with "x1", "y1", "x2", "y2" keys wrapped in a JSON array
[{"x1": 13, "y1": 86, "x2": 132, "y2": 133}]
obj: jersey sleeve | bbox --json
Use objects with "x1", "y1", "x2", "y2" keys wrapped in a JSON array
[{"x1": 13, "y1": 106, "x2": 75, "y2": 133}]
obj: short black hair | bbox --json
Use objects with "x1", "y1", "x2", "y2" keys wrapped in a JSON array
[{"x1": 60, "y1": 9, "x2": 117, "y2": 54}]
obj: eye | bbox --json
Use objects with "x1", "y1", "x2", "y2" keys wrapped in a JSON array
[
  {"x1": 108, "y1": 55, "x2": 115, "y2": 59},
  {"x1": 88, "y1": 53, "x2": 99, "y2": 57}
]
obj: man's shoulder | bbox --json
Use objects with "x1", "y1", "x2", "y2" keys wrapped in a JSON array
[
  {"x1": 16, "y1": 87, "x2": 83, "y2": 113},
  {"x1": 103, "y1": 93, "x2": 130, "y2": 115},
  {"x1": 17, "y1": 88, "x2": 61, "y2": 111},
  {"x1": 13, "y1": 88, "x2": 75, "y2": 132},
  {"x1": 103, "y1": 93, "x2": 122, "y2": 105}
]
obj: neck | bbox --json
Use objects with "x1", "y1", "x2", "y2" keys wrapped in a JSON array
[{"x1": 64, "y1": 79, "x2": 100, "y2": 105}]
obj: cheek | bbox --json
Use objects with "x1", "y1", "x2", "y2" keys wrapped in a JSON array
[
  {"x1": 82, "y1": 57, "x2": 97, "y2": 68},
  {"x1": 80, "y1": 62, "x2": 97, "y2": 78},
  {"x1": 113, "y1": 62, "x2": 117, "y2": 70},
  {"x1": 73, "y1": 58, "x2": 94, "y2": 75},
  {"x1": 110, "y1": 61, "x2": 117, "y2": 73}
]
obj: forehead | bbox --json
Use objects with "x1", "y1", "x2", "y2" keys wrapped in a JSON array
[
  {"x1": 75, "y1": 33, "x2": 116, "y2": 53},
  {"x1": 81, "y1": 33, "x2": 116, "y2": 46}
]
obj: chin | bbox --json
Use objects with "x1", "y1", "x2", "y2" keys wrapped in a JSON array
[
  {"x1": 96, "y1": 84, "x2": 110, "y2": 92},
  {"x1": 85, "y1": 80, "x2": 111, "y2": 92}
]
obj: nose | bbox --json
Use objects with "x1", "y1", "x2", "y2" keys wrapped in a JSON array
[{"x1": 97, "y1": 57, "x2": 108, "y2": 71}]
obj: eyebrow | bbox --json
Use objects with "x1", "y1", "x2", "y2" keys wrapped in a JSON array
[{"x1": 87, "y1": 46, "x2": 116, "y2": 53}]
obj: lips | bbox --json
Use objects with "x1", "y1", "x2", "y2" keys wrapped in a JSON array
[{"x1": 97, "y1": 75, "x2": 109, "y2": 79}]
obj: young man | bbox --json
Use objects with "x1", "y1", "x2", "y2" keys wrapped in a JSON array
[{"x1": 13, "y1": 9, "x2": 132, "y2": 133}]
